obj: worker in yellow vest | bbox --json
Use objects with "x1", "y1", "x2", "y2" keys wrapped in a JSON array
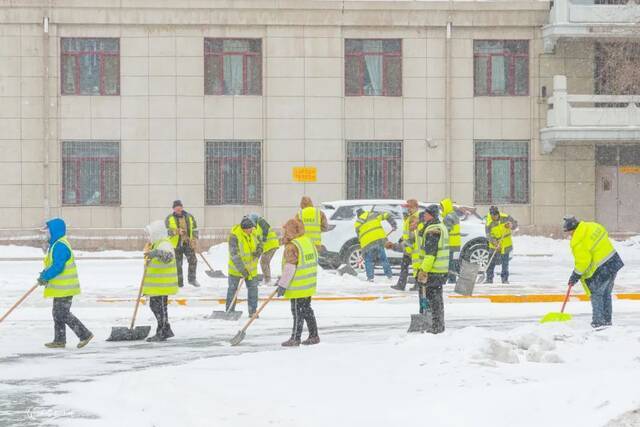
[
  {"x1": 440, "y1": 198, "x2": 460, "y2": 284},
  {"x1": 391, "y1": 199, "x2": 421, "y2": 291},
  {"x1": 414, "y1": 205, "x2": 450, "y2": 334},
  {"x1": 165, "y1": 200, "x2": 199, "y2": 288},
  {"x1": 386, "y1": 212, "x2": 422, "y2": 291},
  {"x1": 563, "y1": 216, "x2": 624, "y2": 328},
  {"x1": 275, "y1": 219, "x2": 320, "y2": 347},
  {"x1": 143, "y1": 220, "x2": 179, "y2": 342},
  {"x1": 295, "y1": 196, "x2": 329, "y2": 249},
  {"x1": 485, "y1": 206, "x2": 517, "y2": 284},
  {"x1": 355, "y1": 208, "x2": 397, "y2": 282},
  {"x1": 248, "y1": 213, "x2": 280, "y2": 285},
  {"x1": 37, "y1": 218, "x2": 93, "y2": 349},
  {"x1": 227, "y1": 217, "x2": 261, "y2": 316}
]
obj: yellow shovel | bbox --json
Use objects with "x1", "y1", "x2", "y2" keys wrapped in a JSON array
[{"x1": 540, "y1": 283, "x2": 574, "y2": 323}]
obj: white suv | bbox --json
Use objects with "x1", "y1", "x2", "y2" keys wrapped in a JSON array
[{"x1": 319, "y1": 199, "x2": 490, "y2": 272}]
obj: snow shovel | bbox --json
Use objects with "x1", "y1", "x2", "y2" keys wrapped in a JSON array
[
  {"x1": 210, "y1": 279, "x2": 244, "y2": 320},
  {"x1": 230, "y1": 288, "x2": 279, "y2": 346},
  {"x1": 106, "y1": 262, "x2": 151, "y2": 341},
  {"x1": 337, "y1": 263, "x2": 358, "y2": 277},
  {"x1": 408, "y1": 285, "x2": 433, "y2": 333},
  {"x1": 198, "y1": 252, "x2": 226, "y2": 278},
  {"x1": 540, "y1": 284, "x2": 573, "y2": 324},
  {"x1": 454, "y1": 259, "x2": 481, "y2": 296},
  {"x1": 0, "y1": 283, "x2": 39, "y2": 325}
]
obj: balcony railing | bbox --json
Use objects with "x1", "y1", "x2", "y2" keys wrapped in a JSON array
[
  {"x1": 540, "y1": 75, "x2": 640, "y2": 153},
  {"x1": 543, "y1": 0, "x2": 640, "y2": 52}
]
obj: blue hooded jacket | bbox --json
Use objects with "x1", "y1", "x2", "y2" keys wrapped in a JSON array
[{"x1": 39, "y1": 218, "x2": 71, "y2": 282}]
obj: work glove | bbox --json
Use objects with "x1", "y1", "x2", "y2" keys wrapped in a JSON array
[
  {"x1": 417, "y1": 270, "x2": 428, "y2": 284},
  {"x1": 384, "y1": 241, "x2": 394, "y2": 250},
  {"x1": 568, "y1": 271, "x2": 581, "y2": 287},
  {"x1": 276, "y1": 286, "x2": 286, "y2": 297},
  {"x1": 241, "y1": 270, "x2": 251, "y2": 281},
  {"x1": 37, "y1": 277, "x2": 47, "y2": 286}
]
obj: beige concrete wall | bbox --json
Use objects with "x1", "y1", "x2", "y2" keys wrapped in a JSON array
[{"x1": 0, "y1": 0, "x2": 555, "y2": 235}]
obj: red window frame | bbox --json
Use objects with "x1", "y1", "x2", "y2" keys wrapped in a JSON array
[
  {"x1": 345, "y1": 39, "x2": 402, "y2": 97},
  {"x1": 61, "y1": 152, "x2": 120, "y2": 206},
  {"x1": 60, "y1": 38, "x2": 120, "y2": 96},
  {"x1": 204, "y1": 38, "x2": 262, "y2": 96},
  {"x1": 474, "y1": 40, "x2": 529, "y2": 96},
  {"x1": 205, "y1": 141, "x2": 262, "y2": 206},
  {"x1": 346, "y1": 141, "x2": 403, "y2": 199},
  {"x1": 474, "y1": 146, "x2": 529, "y2": 205}
]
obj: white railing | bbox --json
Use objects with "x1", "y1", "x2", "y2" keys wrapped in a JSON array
[
  {"x1": 551, "y1": 0, "x2": 640, "y2": 25},
  {"x1": 541, "y1": 75, "x2": 640, "y2": 152}
]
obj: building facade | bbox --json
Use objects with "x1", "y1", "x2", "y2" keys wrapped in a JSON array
[{"x1": 0, "y1": 0, "x2": 639, "y2": 244}]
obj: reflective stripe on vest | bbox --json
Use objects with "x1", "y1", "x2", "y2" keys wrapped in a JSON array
[
  {"x1": 228, "y1": 225, "x2": 259, "y2": 279},
  {"x1": 410, "y1": 229, "x2": 425, "y2": 278},
  {"x1": 299, "y1": 207, "x2": 322, "y2": 247},
  {"x1": 43, "y1": 237, "x2": 81, "y2": 298},
  {"x1": 487, "y1": 213, "x2": 513, "y2": 255},
  {"x1": 422, "y1": 223, "x2": 450, "y2": 274},
  {"x1": 355, "y1": 212, "x2": 387, "y2": 251},
  {"x1": 143, "y1": 237, "x2": 179, "y2": 296},
  {"x1": 284, "y1": 236, "x2": 318, "y2": 299},
  {"x1": 255, "y1": 223, "x2": 280, "y2": 253},
  {"x1": 402, "y1": 211, "x2": 420, "y2": 255},
  {"x1": 571, "y1": 221, "x2": 616, "y2": 280}
]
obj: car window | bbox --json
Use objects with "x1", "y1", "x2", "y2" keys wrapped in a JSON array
[
  {"x1": 332, "y1": 206, "x2": 358, "y2": 220},
  {"x1": 373, "y1": 204, "x2": 403, "y2": 219}
]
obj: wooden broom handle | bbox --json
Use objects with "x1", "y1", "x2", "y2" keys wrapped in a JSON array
[
  {"x1": 239, "y1": 288, "x2": 278, "y2": 334},
  {"x1": 130, "y1": 261, "x2": 150, "y2": 330},
  {"x1": 0, "y1": 284, "x2": 39, "y2": 324}
]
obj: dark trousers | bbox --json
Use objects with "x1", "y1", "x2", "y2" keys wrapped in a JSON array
[
  {"x1": 52, "y1": 297, "x2": 91, "y2": 343},
  {"x1": 425, "y1": 286, "x2": 445, "y2": 334},
  {"x1": 260, "y1": 249, "x2": 277, "y2": 281},
  {"x1": 486, "y1": 252, "x2": 510, "y2": 282},
  {"x1": 395, "y1": 254, "x2": 411, "y2": 289},
  {"x1": 290, "y1": 297, "x2": 318, "y2": 341},
  {"x1": 175, "y1": 243, "x2": 197, "y2": 287},
  {"x1": 226, "y1": 276, "x2": 259, "y2": 315},
  {"x1": 149, "y1": 296, "x2": 171, "y2": 337},
  {"x1": 586, "y1": 272, "x2": 617, "y2": 328}
]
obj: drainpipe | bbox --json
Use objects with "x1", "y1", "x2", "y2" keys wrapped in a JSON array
[
  {"x1": 444, "y1": 20, "x2": 452, "y2": 196},
  {"x1": 42, "y1": 15, "x2": 51, "y2": 220}
]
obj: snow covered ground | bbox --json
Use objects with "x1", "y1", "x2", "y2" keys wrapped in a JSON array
[{"x1": 0, "y1": 235, "x2": 639, "y2": 426}]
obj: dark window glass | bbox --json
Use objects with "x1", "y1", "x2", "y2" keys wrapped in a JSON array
[
  {"x1": 61, "y1": 38, "x2": 120, "y2": 96},
  {"x1": 62, "y1": 141, "x2": 120, "y2": 205},
  {"x1": 474, "y1": 140, "x2": 529, "y2": 204},
  {"x1": 474, "y1": 40, "x2": 529, "y2": 96},
  {"x1": 205, "y1": 141, "x2": 262, "y2": 205},
  {"x1": 346, "y1": 141, "x2": 402, "y2": 199},
  {"x1": 204, "y1": 39, "x2": 262, "y2": 95},
  {"x1": 345, "y1": 39, "x2": 402, "y2": 96}
]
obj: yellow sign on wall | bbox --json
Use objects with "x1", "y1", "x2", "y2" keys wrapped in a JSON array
[
  {"x1": 292, "y1": 167, "x2": 317, "y2": 182},
  {"x1": 619, "y1": 166, "x2": 640, "y2": 174}
]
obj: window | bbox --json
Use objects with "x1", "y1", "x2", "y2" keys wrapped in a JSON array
[
  {"x1": 204, "y1": 39, "x2": 262, "y2": 95},
  {"x1": 345, "y1": 39, "x2": 402, "y2": 96},
  {"x1": 61, "y1": 38, "x2": 120, "y2": 96},
  {"x1": 62, "y1": 141, "x2": 120, "y2": 206},
  {"x1": 474, "y1": 140, "x2": 529, "y2": 204},
  {"x1": 205, "y1": 141, "x2": 262, "y2": 205},
  {"x1": 347, "y1": 141, "x2": 402, "y2": 199},
  {"x1": 474, "y1": 40, "x2": 528, "y2": 96}
]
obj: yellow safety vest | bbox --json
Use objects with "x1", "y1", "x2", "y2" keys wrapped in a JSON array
[
  {"x1": 355, "y1": 211, "x2": 389, "y2": 251},
  {"x1": 402, "y1": 210, "x2": 421, "y2": 255},
  {"x1": 571, "y1": 221, "x2": 616, "y2": 281},
  {"x1": 43, "y1": 237, "x2": 81, "y2": 298},
  {"x1": 441, "y1": 198, "x2": 461, "y2": 251},
  {"x1": 419, "y1": 223, "x2": 450, "y2": 274},
  {"x1": 299, "y1": 207, "x2": 322, "y2": 247},
  {"x1": 410, "y1": 228, "x2": 425, "y2": 278},
  {"x1": 255, "y1": 223, "x2": 280, "y2": 253},
  {"x1": 283, "y1": 236, "x2": 318, "y2": 300},
  {"x1": 228, "y1": 225, "x2": 259, "y2": 280},
  {"x1": 142, "y1": 238, "x2": 179, "y2": 296},
  {"x1": 486, "y1": 213, "x2": 513, "y2": 255},
  {"x1": 166, "y1": 214, "x2": 196, "y2": 249}
]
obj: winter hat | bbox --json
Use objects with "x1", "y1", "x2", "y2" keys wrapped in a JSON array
[
  {"x1": 248, "y1": 213, "x2": 261, "y2": 224},
  {"x1": 240, "y1": 216, "x2": 255, "y2": 230},
  {"x1": 282, "y1": 219, "x2": 305, "y2": 244},
  {"x1": 172, "y1": 200, "x2": 183, "y2": 208},
  {"x1": 300, "y1": 196, "x2": 313, "y2": 209},
  {"x1": 424, "y1": 204, "x2": 440, "y2": 218},
  {"x1": 404, "y1": 199, "x2": 419, "y2": 210},
  {"x1": 489, "y1": 206, "x2": 500, "y2": 216},
  {"x1": 563, "y1": 216, "x2": 579, "y2": 232}
]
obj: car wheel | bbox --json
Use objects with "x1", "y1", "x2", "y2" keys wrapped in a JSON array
[
  {"x1": 342, "y1": 243, "x2": 365, "y2": 273},
  {"x1": 465, "y1": 244, "x2": 491, "y2": 270}
]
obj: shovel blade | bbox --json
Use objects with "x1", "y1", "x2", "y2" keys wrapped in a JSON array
[
  {"x1": 407, "y1": 312, "x2": 433, "y2": 333},
  {"x1": 210, "y1": 310, "x2": 243, "y2": 321},
  {"x1": 337, "y1": 264, "x2": 358, "y2": 277},
  {"x1": 229, "y1": 330, "x2": 246, "y2": 346},
  {"x1": 205, "y1": 270, "x2": 227, "y2": 278},
  {"x1": 454, "y1": 260, "x2": 481, "y2": 296},
  {"x1": 106, "y1": 325, "x2": 151, "y2": 341},
  {"x1": 540, "y1": 312, "x2": 573, "y2": 324}
]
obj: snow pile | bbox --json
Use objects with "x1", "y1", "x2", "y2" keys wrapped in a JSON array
[{"x1": 472, "y1": 329, "x2": 562, "y2": 365}]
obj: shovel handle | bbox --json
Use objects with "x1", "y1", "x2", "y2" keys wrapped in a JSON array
[
  {"x1": 130, "y1": 261, "x2": 150, "y2": 330},
  {"x1": 198, "y1": 252, "x2": 216, "y2": 272},
  {"x1": 560, "y1": 284, "x2": 573, "y2": 314},
  {"x1": 238, "y1": 288, "x2": 278, "y2": 334},
  {"x1": 0, "y1": 283, "x2": 39, "y2": 324},
  {"x1": 226, "y1": 279, "x2": 244, "y2": 313}
]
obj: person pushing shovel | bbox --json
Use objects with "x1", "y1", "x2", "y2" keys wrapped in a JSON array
[
  {"x1": 227, "y1": 217, "x2": 261, "y2": 316},
  {"x1": 143, "y1": 220, "x2": 179, "y2": 342},
  {"x1": 563, "y1": 216, "x2": 624, "y2": 329},
  {"x1": 38, "y1": 218, "x2": 94, "y2": 349},
  {"x1": 276, "y1": 219, "x2": 320, "y2": 347}
]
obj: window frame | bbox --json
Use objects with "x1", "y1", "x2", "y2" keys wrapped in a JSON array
[
  {"x1": 345, "y1": 39, "x2": 403, "y2": 97},
  {"x1": 203, "y1": 38, "x2": 263, "y2": 96},
  {"x1": 474, "y1": 140, "x2": 530, "y2": 205},
  {"x1": 346, "y1": 140, "x2": 403, "y2": 200},
  {"x1": 473, "y1": 40, "x2": 529, "y2": 97},
  {"x1": 205, "y1": 140, "x2": 263, "y2": 206},
  {"x1": 61, "y1": 140, "x2": 121, "y2": 207},
  {"x1": 60, "y1": 37, "x2": 120, "y2": 96}
]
